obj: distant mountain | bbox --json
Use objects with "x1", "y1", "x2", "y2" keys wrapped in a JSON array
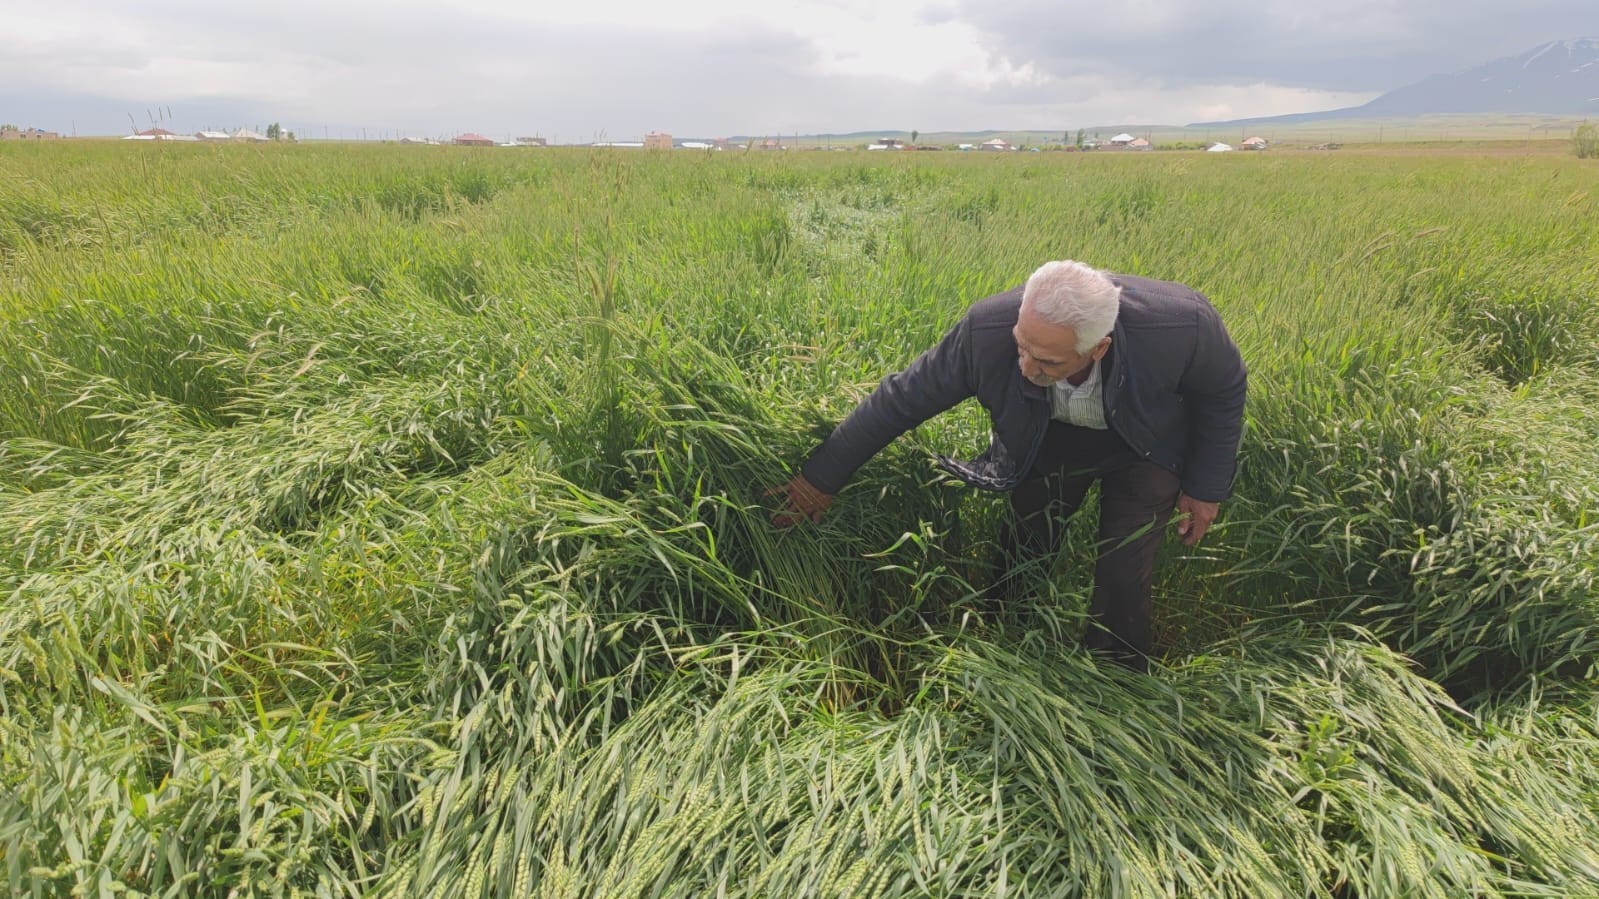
[{"x1": 1192, "y1": 38, "x2": 1599, "y2": 127}]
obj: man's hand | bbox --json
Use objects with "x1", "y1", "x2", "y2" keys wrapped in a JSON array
[
  {"x1": 1175, "y1": 493, "x2": 1219, "y2": 546},
  {"x1": 767, "y1": 473, "x2": 833, "y2": 527}
]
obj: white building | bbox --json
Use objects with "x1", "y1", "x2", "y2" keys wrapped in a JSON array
[{"x1": 125, "y1": 128, "x2": 185, "y2": 141}]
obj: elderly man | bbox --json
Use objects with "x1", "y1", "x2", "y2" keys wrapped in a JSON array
[{"x1": 771, "y1": 260, "x2": 1247, "y2": 671}]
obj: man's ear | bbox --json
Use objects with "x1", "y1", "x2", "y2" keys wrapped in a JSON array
[{"x1": 1091, "y1": 336, "x2": 1112, "y2": 360}]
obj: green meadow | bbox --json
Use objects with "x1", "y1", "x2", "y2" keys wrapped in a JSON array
[{"x1": 2, "y1": 140, "x2": 1598, "y2": 897}]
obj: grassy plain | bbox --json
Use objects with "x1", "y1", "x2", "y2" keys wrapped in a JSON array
[{"x1": 2, "y1": 140, "x2": 1598, "y2": 896}]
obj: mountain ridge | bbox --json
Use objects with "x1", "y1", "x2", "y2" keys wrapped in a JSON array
[{"x1": 1192, "y1": 38, "x2": 1599, "y2": 127}]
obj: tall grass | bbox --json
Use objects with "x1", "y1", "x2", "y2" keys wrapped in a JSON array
[{"x1": 2, "y1": 140, "x2": 1597, "y2": 896}]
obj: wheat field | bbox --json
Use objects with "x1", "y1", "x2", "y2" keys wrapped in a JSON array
[{"x1": 2, "y1": 140, "x2": 1598, "y2": 897}]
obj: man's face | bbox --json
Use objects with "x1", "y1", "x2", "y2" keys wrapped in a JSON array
[{"x1": 1013, "y1": 303, "x2": 1111, "y2": 387}]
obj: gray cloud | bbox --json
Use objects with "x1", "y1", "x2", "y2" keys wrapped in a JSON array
[
  {"x1": 957, "y1": 0, "x2": 1598, "y2": 92},
  {"x1": 2, "y1": 2, "x2": 837, "y2": 137},
  {"x1": 0, "y1": 1, "x2": 1079, "y2": 138},
  {"x1": 2, "y1": 1, "x2": 1594, "y2": 136}
]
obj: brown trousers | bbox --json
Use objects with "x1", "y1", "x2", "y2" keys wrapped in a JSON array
[{"x1": 1000, "y1": 420, "x2": 1181, "y2": 671}]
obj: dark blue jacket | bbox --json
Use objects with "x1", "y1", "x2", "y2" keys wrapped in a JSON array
[{"x1": 799, "y1": 275, "x2": 1247, "y2": 502}]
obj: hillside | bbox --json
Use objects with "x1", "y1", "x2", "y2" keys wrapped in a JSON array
[{"x1": 1194, "y1": 38, "x2": 1599, "y2": 127}]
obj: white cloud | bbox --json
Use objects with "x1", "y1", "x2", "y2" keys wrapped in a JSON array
[
  {"x1": 916, "y1": 72, "x2": 1376, "y2": 130},
  {"x1": 434, "y1": 0, "x2": 1038, "y2": 88}
]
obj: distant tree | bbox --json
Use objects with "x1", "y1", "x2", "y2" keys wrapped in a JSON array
[
  {"x1": 0, "y1": 124, "x2": 16, "y2": 132},
  {"x1": 267, "y1": 122, "x2": 281, "y2": 140},
  {"x1": 1576, "y1": 122, "x2": 1598, "y2": 159},
  {"x1": 911, "y1": 129, "x2": 919, "y2": 144},
  {"x1": 1075, "y1": 128, "x2": 1085, "y2": 148}
]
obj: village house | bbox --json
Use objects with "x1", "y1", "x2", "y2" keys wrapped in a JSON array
[
  {"x1": 1241, "y1": 136, "x2": 1269, "y2": 150},
  {"x1": 980, "y1": 138, "x2": 1010, "y2": 151},
  {"x1": 644, "y1": 131, "x2": 673, "y2": 150},
  {"x1": 1109, "y1": 133, "x2": 1136, "y2": 148},
  {"x1": 454, "y1": 132, "x2": 494, "y2": 147},
  {"x1": 0, "y1": 126, "x2": 62, "y2": 140}
]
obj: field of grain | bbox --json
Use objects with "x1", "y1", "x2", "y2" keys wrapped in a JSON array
[{"x1": 2, "y1": 141, "x2": 1598, "y2": 897}]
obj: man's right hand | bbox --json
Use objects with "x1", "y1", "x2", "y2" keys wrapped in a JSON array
[{"x1": 766, "y1": 473, "x2": 833, "y2": 527}]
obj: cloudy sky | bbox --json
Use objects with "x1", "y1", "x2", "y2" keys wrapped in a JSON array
[{"x1": 2, "y1": 0, "x2": 1593, "y2": 140}]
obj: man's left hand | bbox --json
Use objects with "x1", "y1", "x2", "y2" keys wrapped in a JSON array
[{"x1": 1176, "y1": 493, "x2": 1219, "y2": 546}]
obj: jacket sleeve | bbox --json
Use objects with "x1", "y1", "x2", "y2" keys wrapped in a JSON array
[
  {"x1": 799, "y1": 315, "x2": 979, "y2": 495},
  {"x1": 1177, "y1": 300, "x2": 1247, "y2": 502}
]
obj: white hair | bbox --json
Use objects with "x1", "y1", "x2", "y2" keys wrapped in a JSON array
[{"x1": 1021, "y1": 260, "x2": 1120, "y2": 353}]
